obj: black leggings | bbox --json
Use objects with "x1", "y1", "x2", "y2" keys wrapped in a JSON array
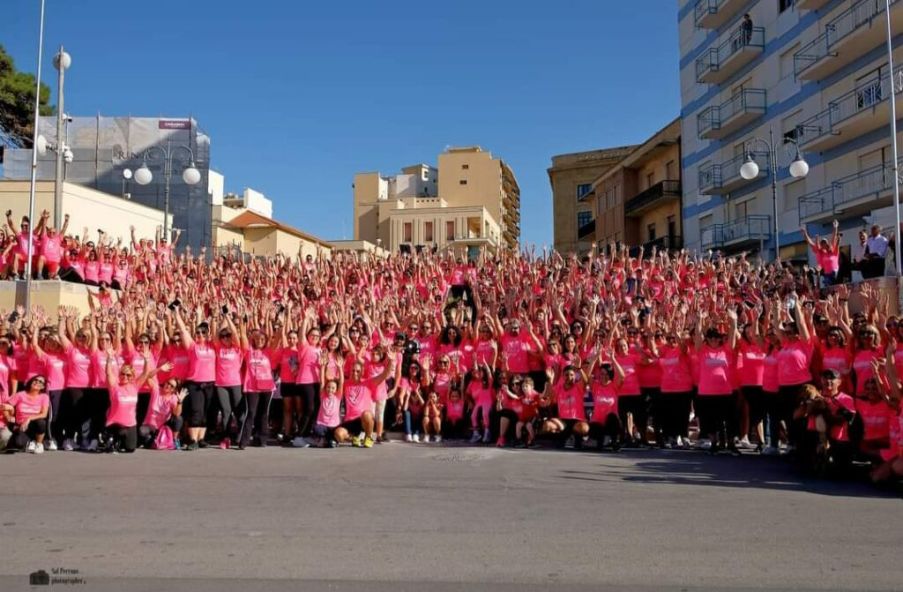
[
  {"x1": 655, "y1": 392, "x2": 692, "y2": 439},
  {"x1": 771, "y1": 383, "x2": 804, "y2": 447},
  {"x1": 87, "y1": 388, "x2": 110, "y2": 441},
  {"x1": 239, "y1": 392, "x2": 272, "y2": 446},
  {"x1": 740, "y1": 386, "x2": 767, "y2": 428},
  {"x1": 105, "y1": 424, "x2": 137, "y2": 452},
  {"x1": 62, "y1": 388, "x2": 88, "y2": 442},
  {"x1": 184, "y1": 381, "x2": 215, "y2": 428},
  {"x1": 695, "y1": 394, "x2": 736, "y2": 441},
  {"x1": 136, "y1": 391, "x2": 151, "y2": 427},
  {"x1": 47, "y1": 390, "x2": 63, "y2": 442},
  {"x1": 211, "y1": 385, "x2": 243, "y2": 437},
  {"x1": 618, "y1": 394, "x2": 646, "y2": 438},
  {"x1": 297, "y1": 382, "x2": 320, "y2": 437},
  {"x1": 589, "y1": 414, "x2": 622, "y2": 447}
]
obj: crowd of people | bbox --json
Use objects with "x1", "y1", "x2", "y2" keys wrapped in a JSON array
[{"x1": 1, "y1": 209, "x2": 902, "y2": 486}]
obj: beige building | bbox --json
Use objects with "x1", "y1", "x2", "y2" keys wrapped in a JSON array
[
  {"x1": 679, "y1": 0, "x2": 903, "y2": 265},
  {"x1": 354, "y1": 147, "x2": 519, "y2": 254},
  {"x1": 213, "y1": 206, "x2": 332, "y2": 260},
  {"x1": 587, "y1": 118, "x2": 682, "y2": 250},
  {"x1": 548, "y1": 146, "x2": 636, "y2": 254}
]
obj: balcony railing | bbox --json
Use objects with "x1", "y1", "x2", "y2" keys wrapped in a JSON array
[
  {"x1": 625, "y1": 180, "x2": 681, "y2": 217},
  {"x1": 794, "y1": 0, "x2": 902, "y2": 81},
  {"x1": 644, "y1": 235, "x2": 683, "y2": 252},
  {"x1": 798, "y1": 158, "x2": 903, "y2": 222},
  {"x1": 797, "y1": 0, "x2": 831, "y2": 9},
  {"x1": 577, "y1": 219, "x2": 596, "y2": 240},
  {"x1": 701, "y1": 215, "x2": 771, "y2": 251},
  {"x1": 696, "y1": 26, "x2": 765, "y2": 84},
  {"x1": 694, "y1": 0, "x2": 746, "y2": 29},
  {"x1": 698, "y1": 150, "x2": 769, "y2": 195},
  {"x1": 697, "y1": 89, "x2": 767, "y2": 139},
  {"x1": 797, "y1": 66, "x2": 903, "y2": 152}
]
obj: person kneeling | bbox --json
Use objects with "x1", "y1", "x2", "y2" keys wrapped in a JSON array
[
  {"x1": 1, "y1": 376, "x2": 51, "y2": 453},
  {"x1": 797, "y1": 374, "x2": 855, "y2": 476},
  {"x1": 138, "y1": 378, "x2": 186, "y2": 449}
]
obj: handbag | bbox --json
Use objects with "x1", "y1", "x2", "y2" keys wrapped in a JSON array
[{"x1": 153, "y1": 425, "x2": 175, "y2": 450}]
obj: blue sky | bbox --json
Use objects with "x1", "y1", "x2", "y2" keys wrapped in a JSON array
[{"x1": 3, "y1": 0, "x2": 679, "y2": 247}]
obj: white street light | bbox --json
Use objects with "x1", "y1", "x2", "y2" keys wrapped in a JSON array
[
  {"x1": 789, "y1": 156, "x2": 809, "y2": 179},
  {"x1": 35, "y1": 134, "x2": 48, "y2": 156},
  {"x1": 122, "y1": 168, "x2": 133, "y2": 180},
  {"x1": 134, "y1": 163, "x2": 153, "y2": 185},
  {"x1": 53, "y1": 50, "x2": 71, "y2": 71},
  {"x1": 739, "y1": 156, "x2": 759, "y2": 180},
  {"x1": 182, "y1": 163, "x2": 201, "y2": 185}
]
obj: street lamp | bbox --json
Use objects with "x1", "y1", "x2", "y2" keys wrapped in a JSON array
[
  {"x1": 24, "y1": 0, "x2": 47, "y2": 310},
  {"x1": 738, "y1": 128, "x2": 809, "y2": 261},
  {"x1": 132, "y1": 140, "x2": 201, "y2": 239},
  {"x1": 52, "y1": 46, "x2": 71, "y2": 229}
]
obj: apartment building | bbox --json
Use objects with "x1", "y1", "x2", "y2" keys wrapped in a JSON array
[
  {"x1": 679, "y1": 0, "x2": 903, "y2": 264},
  {"x1": 353, "y1": 147, "x2": 518, "y2": 256},
  {"x1": 586, "y1": 118, "x2": 683, "y2": 250},
  {"x1": 548, "y1": 146, "x2": 636, "y2": 254}
]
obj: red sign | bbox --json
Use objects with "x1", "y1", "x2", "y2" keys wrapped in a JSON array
[{"x1": 158, "y1": 120, "x2": 191, "y2": 130}]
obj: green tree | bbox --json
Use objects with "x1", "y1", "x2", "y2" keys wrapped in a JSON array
[{"x1": 0, "y1": 44, "x2": 54, "y2": 147}]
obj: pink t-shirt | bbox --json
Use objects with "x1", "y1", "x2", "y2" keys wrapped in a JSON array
[
  {"x1": 63, "y1": 344, "x2": 92, "y2": 388},
  {"x1": 40, "y1": 235, "x2": 62, "y2": 262},
  {"x1": 90, "y1": 350, "x2": 124, "y2": 389},
  {"x1": 659, "y1": 346, "x2": 694, "y2": 393},
  {"x1": 821, "y1": 346, "x2": 852, "y2": 378},
  {"x1": 500, "y1": 334, "x2": 533, "y2": 374},
  {"x1": 343, "y1": 379, "x2": 377, "y2": 421},
  {"x1": 734, "y1": 341, "x2": 766, "y2": 387},
  {"x1": 243, "y1": 348, "x2": 276, "y2": 393},
  {"x1": 762, "y1": 353, "x2": 779, "y2": 393},
  {"x1": 0, "y1": 355, "x2": 13, "y2": 399},
  {"x1": 468, "y1": 382, "x2": 495, "y2": 408},
  {"x1": 815, "y1": 246, "x2": 840, "y2": 274},
  {"x1": 616, "y1": 353, "x2": 641, "y2": 396},
  {"x1": 316, "y1": 391, "x2": 341, "y2": 428},
  {"x1": 446, "y1": 398, "x2": 465, "y2": 421},
  {"x1": 127, "y1": 347, "x2": 158, "y2": 393},
  {"x1": 214, "y1": 345, "x2": 243, "y2": 387},
  {"x1": 852, "y1": 349, "x2": 881, "y2": 395},
  {"x1": 296, "y1": 344, "x2": 321, "y2": 385},
  {"x1": 37, "y1": 351, "x2": 66, "y2": 392},
  {"x1": 475, "y1": 339, "x2": 496, "y2": 367},
  {"x1": 162, "y1": 345, "x2": 190, "y2": 381},
  {"x1": 7, "y1": 391, "x2": 49, "y2": 424},
  {"x1": 554, "y1": 380, "x2": 586, "y2": 421},
  {"x1": 697, "y1": 345, "x2": 733, "y2": 396},
  {"x1": 777, "y1": 340, "x2": 813, "y2": 386},
  {"x1": 856, "y1": 399, "x2": 894, "y2": 441},
  {"x1": 142, "y1": 387, "x2": 179, "y2": 429},
  {"x1": 187, "y1": 342, "x2": 216, "y2": 383},
  {"x1": 106, "y1": 383, "x2": 138, "y2": 427},
  {"x1": 590, "y1": 381, "x2": 618, "y2": 422}
]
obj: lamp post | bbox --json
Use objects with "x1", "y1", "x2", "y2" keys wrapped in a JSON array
[
  {"x1": 738, "y1": 128, "x2": 810, "y2": 262},
  {"x1": 23, "y1": 0, "x2": 46, "y2": 310},
  {"x1": 52, "y1": 46, "x2": 71, "y2": 229},
  {"x1": 884, "y1": 0, "x2": 902, "y2": 277},
  {"x1": 133, "y1": 140, "x2": 201, "y2": 239}
]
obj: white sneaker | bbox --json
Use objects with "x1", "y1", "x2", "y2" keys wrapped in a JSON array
[
  {"x1": 292, "y1": 437, "x2": 310, "y2": 448},
  {"x1": 761, "y1": 445, "x2": 779, "y2": 456},
  {"x1": 698, "y1": 439, "x2": 712, "y2": 450},
  {"x1": 62, "y1": 438, "x2": 75, "y2": 451},
  {"x1": 26, "y1": 441, "x2": 37, "y2": 453},
  {"x1": 482, "y1": 430, "x2": 491, "y2": 443},
  {"x1": 434, "y1": 435, "x2": 442, "y2": 444},
  {"x1": 412, "y1": 434, "x2": 420, "y2": 443},
  {"x1": 34, "y1": 442, "x2": 45, "y2": 454},
  {"x1": 470, "y1": 431, "x2": 482, "y2": 444},
  {"x1": 676, "y1": 436, "x2": 687, "y2": 449},
  {"x1": 738, "y1": 437, "x2": 754, "y2": 450},
  {"x1": 47, "y1": 439, "x2": 58, "y2": 451},
  {"x1": 423, "y1": 435, "x2": 432, "y2": 444},
  {"x1": 603, "y1": 435, "x2": 612, "y2": 447},
  {"x1": 404, "y1": 434, "x2": 413, "y2": 443}
]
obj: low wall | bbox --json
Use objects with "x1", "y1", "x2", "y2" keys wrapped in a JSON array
[{"x1": 0, "y1": 280, "x2": 98, "y2": 317}]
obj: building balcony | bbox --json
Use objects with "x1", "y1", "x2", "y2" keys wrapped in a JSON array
[
  {"x1": 625, "y1": 180, "x2": 681, "y2": 217},
  {"x1": 644, "y1": 235, "x2": 683, "y2": 252},
  {"x1": 577, "y1": 219, "x2": 596, "y2": 240},
  {"x1": 698, "y1": 150, "x2": 769, "y2": 195},
  {"x1": 794, "y1": 0, "x2": 903, "y2": 81},
  {"x1": 797, "y1": 67, "x2": 903, "y2": 153},
  {"x1": 798, "y1": 159, "x2": 902, "y2": 223},
  {"x1": 701, "y1": 215, "x2": 771, "y2": 252},
  {"x1": 696, "y1": 27, "x2": 764, "y2": 85},
  {"x1": 698, "y1": 89, "x2": 766, "y2": 140},
  {"x1": 797, "y1": 0, "x2": 831, "y2": 10},
  {"x1": 694, "y1": 0, "x2": 747, "y2": 29}
]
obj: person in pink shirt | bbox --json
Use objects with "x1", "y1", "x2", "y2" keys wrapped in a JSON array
[
  {"x1": 852, "y1": 373, "x2": 895, "y2": 463},
  {"x1": 104, "y1": 352, "x2": 169, "y2": 452},
  {"x1": 295, "y1": 320, "x2": 324, "y2": 445},
  {"x1": 57, "y1": 309, "x2": 93, "y2": 450},
  {"x1": 851, "y1": 325, "x2": 882, "y2": 397},
  {"x1": 174, "y1": 307, "x2": 216, "y2": 450},
  {"x1": 138, "y1": 377, "x2": 186, "y2": 449},
  {"x1": 542, "y1": 364, "x2": 590, "y2": 450},
  {"x1": 657, "y1": 331, "x2": 694, "y2": 448},
  {"x1": 694, "y1": 309, "x2": 740, "y2": 455},
  {"x1": 36, "y1": 213, "x2": 68, "y2": 280},
  {"x1": 802, "y1": 220, "x2": 840, "y2": 287},
  {"x1": 1, "y1": 375, "x2": 50, "y2": 453},
  {"x1": 211, "y1": 315, "x2": 243, "y2": 446},
  {"x1": 29, "y1": 327, "x2": 66, "y2": 451},
  {"x1": 237, "y1": 327, "x2": 279, "y2": 450},
  {"x1": 772, "y1": 304, "x2": 814, "y2": 452},
  {"x1": 614, "y1": 335, "x2": 643, "y2": 445},
  {"x1": 313, "y1": 364, "x2": 342, "y2": 448},
  {"x1": 336, "y1": 356, "x2": 395, "y2": 448},
  {"x1": 588, "y1": 354, "x2": 624, "y2": 452},
  {"x1": 735, "y1": 319, "x2": 767, "y2": 451},
  {"x1": 797, "y1": 374, "x2": 855, "y2": 474},
  {"x1": 467, "y1": 361, "x2": 495, "y2": 443}
]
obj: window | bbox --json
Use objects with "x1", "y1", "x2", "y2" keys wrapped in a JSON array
[
  {"x1": 461, "y1": 164, "x2": 469, "y2": 170},
  {"x1": 857, "y1": 67, "x2": 886, "y2": 109},
  {"x1": 784, "y1": 179, "x2": 805, "y2": 214},
  {"x1": 779, "y1": 0, "x2": 794, "y2": 13},
  {"x1": 459, "y1": 179, "x2": 468, "y2": 185},
  {"x1": 403, "y1": 222, "x2": 412, "y2": 243},
  {"x1": 666, "y1": 160, "x2": 676, "y2": 180},
  {"x1": 576, "y1": 183, "x2": 592, "y2": 199},
  {"x1": 424, "y1": 221, "x2": 433, "y2": 243},
  {"x1": 577, "y1": 210, "x2": 593, "y2": 231},
  {"x1": 782, "y1": 110, "x2": 802, "y2": 144},
  {"x1": 667, "y1": 215, "x2": 676, "y2": 238},
  {"x1": 735, "y1": 199, "x2": 750, "y2": 220},
  {"x1": 446, "y1": 220, "x2": 455, "y2": 240},
  {"x1": 647, "y1": 223, "x2": 656, "y2": 241},
  {"x1": 779, "y1": 44, "x2": 799, "y2": 80},
  {"x1": 646, "y1": 172, "x2": 655, "y2": 189}
]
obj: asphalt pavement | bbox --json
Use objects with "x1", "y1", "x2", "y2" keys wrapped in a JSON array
[{"x1": 1, "y1": 443, "x2": 900, "y2": 592}]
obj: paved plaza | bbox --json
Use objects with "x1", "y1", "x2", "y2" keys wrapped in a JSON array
[{"x1": 1, "y1": 445, "x2": 901, "y2": 592}]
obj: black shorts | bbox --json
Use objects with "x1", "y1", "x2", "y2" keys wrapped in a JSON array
[
  {"x1": 537, "y1": 404, "x2": 558, "y2": 421},
  {"x1": 341, "y1": 418, "x2": 363, "y2": 434},
  {"x1": 280, "y1": 383, "x2": 301, "y2": 398}
]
